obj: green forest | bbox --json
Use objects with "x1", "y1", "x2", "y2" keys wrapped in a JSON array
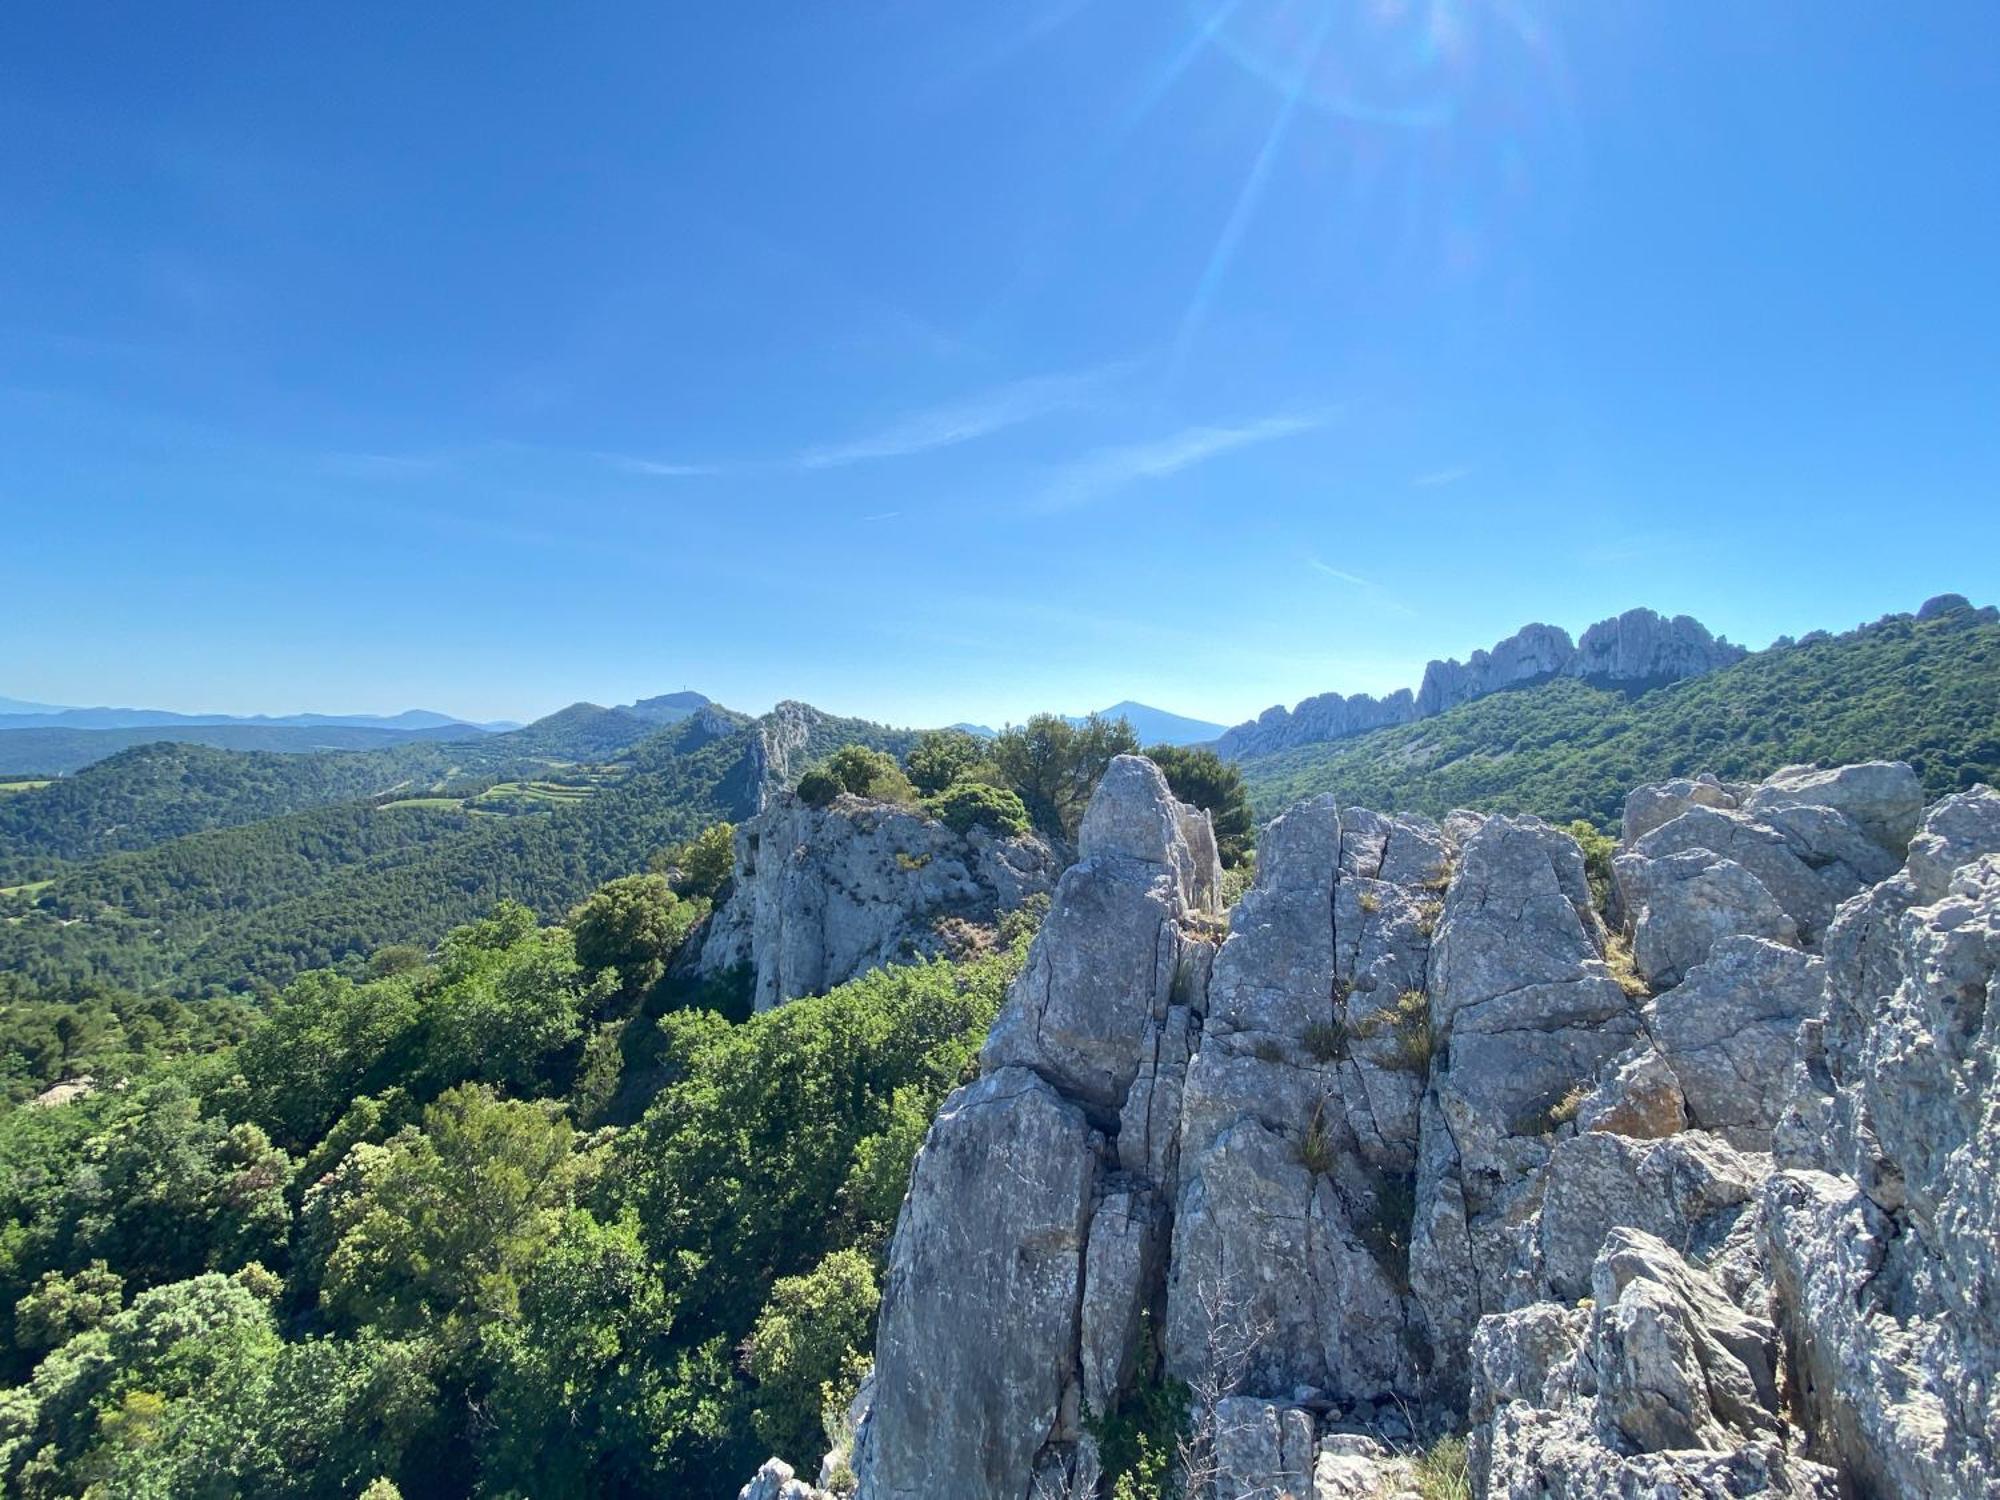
[
  {"x1": 0, "y1": 891, "x2": 1031, "y2": 1497},
  {"x1": 0, "y1": 606, "x2": 1994, "y2": 1497}
]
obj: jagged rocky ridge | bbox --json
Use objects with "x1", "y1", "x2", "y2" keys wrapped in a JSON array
[
  {"x1": 697, "y1": 787, "x2": 1058, "y2": 1011},
  {"x1": 739, "y1": 750, "x2": 2000, "y2": 1500},
  {"x1": 1216, "y1": 607, "x2": 1746, "y2": 759}
]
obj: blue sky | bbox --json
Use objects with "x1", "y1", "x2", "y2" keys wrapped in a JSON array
[{"x1": 3, "y1": 2, "x2": 1996, "y2": 729}]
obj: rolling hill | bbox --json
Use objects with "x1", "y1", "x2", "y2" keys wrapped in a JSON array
[{"x1": 0, "y1": 702, "x2": 904, "y2": 997}]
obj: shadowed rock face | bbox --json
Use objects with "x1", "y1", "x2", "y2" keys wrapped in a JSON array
[
  {"x1": 740, "y1": 759, "x2": 2000, "y2": 1500},
  {"x1": 1215, "y1": 607, "x2": 1746, "y2": 758}
]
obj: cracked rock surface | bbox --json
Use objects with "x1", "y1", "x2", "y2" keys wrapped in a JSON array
[
  {"x1": 698, "y1": 790, "x2": 1057, "y2": 1011},
  {"x1": 740, "y1": 760, "x2": 2000, "y2": 1500}
]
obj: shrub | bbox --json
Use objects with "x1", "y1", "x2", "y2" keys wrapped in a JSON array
[
  {"x1": 796, "y1": 767, "x2": 841, "y2": 807},
  {"x1": 825, "y1": 746, "x2": 913, "y2": 801},
  {"x1": 924, "y1": 780, "x2": 1030, "y2": 838},
  {"x1": 1565, "y1": 819, "x2": 1619, "y2": 918},
  {"x1": 746, "y1": 1249, "x2": 879, "y2": 1469},
  {"x1": 988, "y1": 713, "x2": 1139, "y2": 841},
  {"x1": 904, "y1": 729, "x2": 987, "y2": 796},
  {"x1": 568, "y1": 874, "x2": 705, "y2": 998},
  {"x1": 659, "y1": 821, "x2": 736, "y2": 902}
]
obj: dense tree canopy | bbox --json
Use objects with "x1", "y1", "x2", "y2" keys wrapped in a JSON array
[
  {"x1": 0, "y1": 887, "x2": 1031, "y2": 1499},
  {"x1": 988, "y1": 713, "x2": 1140, "y2": 840},
  {"x1": 1144, "y1": 744, "x2": 1255, "y2": 866}
]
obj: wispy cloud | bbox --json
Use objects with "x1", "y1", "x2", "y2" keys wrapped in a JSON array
[
  {"x1": 1412, "y1": 464, "x2": 1474, "y2": 488},
  {"x1": 861, "y1": 510, "x2": 902, "y2": 523},
  {"x1": 1307, "y1": 558, "x2": 1373, "y2": 587},
  {"x1": 609, "y1": 455, "x2": 725, "y2": 478},
  {"x1": 1036, "y1": 410, "x2": 1328, "y2": 512},
  {"x1": 798, "y1": 365, "x2": 1120, "y2": 470},
  {"x1": 1305, "y1": 554, "x2": 1415, "y2": 616}
]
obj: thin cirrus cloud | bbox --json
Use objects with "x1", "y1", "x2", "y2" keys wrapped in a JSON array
[
  {"x1": 1306, "y1": 554, "x2": 1416, "y2": 617},
  {"x1": 614, "y1": 457, "x2": 725, "y2": 478},
  {"x1": 1035, "y1": 409, "x2": 1330, "y2": 512},
  {"x1": 796, "y1": 364, "x2": 1124, "y2": 470},
  {"x1": 1307, "y1": 558, "x2": 1373, "y2": 587},
  {"x1": 1412, "y1": 464, "x2": 1474, "y2": 488}
]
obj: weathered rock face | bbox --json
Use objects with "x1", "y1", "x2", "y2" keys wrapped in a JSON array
[
  {"x1": 1222, "y1": 689, "x2": 1419, "y2": 760},
  {"x1": 1167, "y1": 795, "x2": 1447, "y2": 1406},
  {"x1": 1416, "y1": 623, "x2": 1578, "y2": 718},
  {"x1": 1217, "y1": 608, "x2": 1744, "y2": 758},
  {"x1": 1759, "y1": 787, "x2": 2000, "y2": 1500},
  {"x1": 1569, "y1": 607, "x2": 1748, "y2": 686},
  {"x1": 744, "y1": 759, "x2": 2000, "y2": 1500},
  {"x1": 1411, "y1": 815, "x2": 1642, "y2": 1379},
  {"x1": 1613, "y1": 761, "x2": 1921, "y2": 989},
  {"x1": 697, "y1": 792, "x2": 1057, "y2": 1011},
  {"x1": 852, "y1": 757, "x2": 1221, "y2": 1499},
  {"x1": 1472, "y1": 1230, "x2": 1837, "y2": 1499}
]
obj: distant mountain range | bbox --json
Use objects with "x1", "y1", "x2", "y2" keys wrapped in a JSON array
[
  {"x1": 951, "y1": 702, "x2": 1227, "y2": 747},
  {"x1": 0, "y1": 693, "x2": 730, "y2": 777},
  {"x1": 0, "y1": 699, "x2": 517, "y2": 733}
]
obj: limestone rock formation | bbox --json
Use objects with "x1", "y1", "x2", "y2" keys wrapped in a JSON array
[
  {"x1": 1759, "y1": 789, "x2": 2000, "y2": 1500},
  {"x1": 737, "y1": 758, "x2": 2000, "y2": 1500},
  {"x1": 852, "y1": 756, "x2": 1221, "y2": 1499},
  {"x1": 1216, "y1": 607, "x2": 1744, "y2": 758},
  {"x1": 1568, "y1": 607, "x2": 1748, "y2": 686},
  {"x1": 697, "y1": 790, "x2": 1056, "y2": 1011},
  {"x1": 1472, "y1": 1230, "x2": 1836, "y2": 1499}
]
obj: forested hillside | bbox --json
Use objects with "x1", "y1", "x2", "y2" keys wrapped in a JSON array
[
  {"x1": 1238, "y1": 605, "x2": 2000, "y2": 826},
  {"x1": 0, "y1": 704, "x2": 745, "y2": 882},
  {"x1": 0, "y1": 716, "x2": 762, "y2": 997},
  {"x1": 0, "y1": 722, "x2": 484, "y2": 777}
]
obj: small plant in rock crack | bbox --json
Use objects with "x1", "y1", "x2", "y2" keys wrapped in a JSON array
[
  {"x1": 1602, "y1": 931, "x2": 1650, "y2": 999},
  {"x1": 1411, "y1": 1434, "x2": 1472, "y2": 1500},
  {"x1": 1297, "y1": 1097, "x2": 1339, "y2": 1177},
  {"x1": 1357, "y1": 889, "x2": 1383, "y2": 914},
  {"x1": 1513, "y1": 1081, "x2": 1591, "y2": 1137},
  {"x1": 1353, "y1": 989, "x2": 1434, "y2": 1075},
  {"x1": 1302, "y1": 1019, "x2": 1348, "y2": 1064},
  {"x1": 1359, "y1": 1168, "x2": 1418, "y2": 1294},
  {"x1": 1415, "y1": 898, "x2": 1444, "y2": 937}
]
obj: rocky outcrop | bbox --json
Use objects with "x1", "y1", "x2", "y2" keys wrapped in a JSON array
[
  {"x1": 740, "y1": 758, "x2": 2000, "y2": 1500},
  {"x1": 1569, "y1": 607, "x2": 1749, "y2": 686},
  {"x1": 1472, "y1": 1230, "x2": 1837, "y2": 1498},
  {"x1": 697, "y1": 792, "x2": 1057, "y2": 1011},
  {"x1": 1415, "y1": 622, "x2": 1578, "y2": 718},
  {"x1": 1759, "y1": 787, "x2": 2000, "y2": 1500},
  {"x1": 1612, "y1": 760, "x2": 1922, "y2": 986},
  {"x1": 852, "y1": 757, "x2": 1221, "y2": 1499},
  {"x1": 1217, "y1": 608, "x2": 1745, "y2": 758}
]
